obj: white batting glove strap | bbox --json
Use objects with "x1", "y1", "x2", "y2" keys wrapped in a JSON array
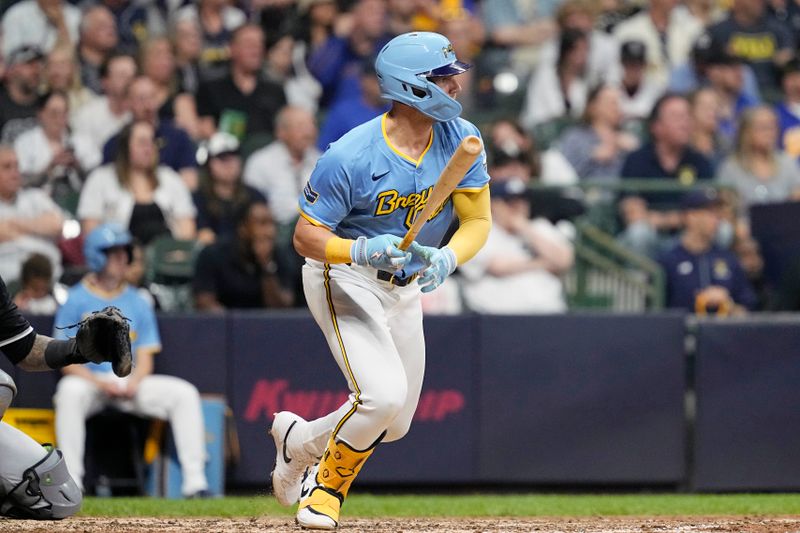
[{"x1": 351, "y1": 236, "x2": 369, "y2": 265}]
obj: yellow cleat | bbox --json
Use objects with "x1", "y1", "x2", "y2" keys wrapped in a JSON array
[
  {"x1": 296, "y1": 485, "x2": 342, "y2": 530},
  {"x1": 295, "y1": 436, "x2": 376, "y2": 529}
]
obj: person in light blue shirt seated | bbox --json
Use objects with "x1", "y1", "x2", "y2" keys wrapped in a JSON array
[{"x1": 52, "y1": 223, "x2": 210, "y2": 498}]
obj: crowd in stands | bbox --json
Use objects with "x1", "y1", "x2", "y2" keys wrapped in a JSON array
[{"x1": 3, "y1": 0, "x2": 800, "y2": 317}]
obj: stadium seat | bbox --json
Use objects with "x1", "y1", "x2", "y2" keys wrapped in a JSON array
[{"x1": 144, "y1": 236, "x2": 200, "y2": 312}]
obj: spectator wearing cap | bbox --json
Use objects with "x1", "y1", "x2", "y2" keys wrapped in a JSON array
[
  {"x1": 102, "y1": 76, "x2": 198, "y2": 191},
  {"x1": 193, "y1": 132, "x2": 266, "y2": 245},
  {"x1": 617, "y1": 40, "x2": 663, "y2": 123},
  {"x1": 459, "y1": 179, "x2": 574, "y2": 314},
  {"x1": 774, "y1": 59, "x2": 800, "y2": 158},
  {"x1": 613, "y1": 0, "x2": 704, "y2": 89},
  {"x1": 1, "y1": 0, "x2": 80, "y2": 57},
  {"x1": 70, "y1": 53, "x2": 137, "y2": 151},
  {"x1": 78, "y1": 5, "x2": 119, "y2": 95},
  {"x1": 707, "y1": 0, "x2": 795, "y2": 98},
  {"x1": 554, "y1": 84, "x2": 639, "y2": 181},
  {"x1": 668, "y1": 32, "x2": 761, "y2": 102},
  {"x1": 658, "y1": 188, "x2": 757, "y2": 314},
  {"x1": 619, "y1": 93, "x2": 713, "y2": 257},
  {"x1": 316, "y1": 62, "x2": 389, "y2": 151},
  {"x1": 715, "y1": 105, "x2": 800, "y2": 223},
  {"x1": 192, "y1": 199, "x2": 294, "y2": 310},
  {"x1": 0, "y1": 46, "x2": 44, "y2": 143}
]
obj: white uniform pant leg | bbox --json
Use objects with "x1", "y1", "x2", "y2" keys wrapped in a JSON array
[
  {"x1": 0, "y1": 422, "x2": 49, "y2": 501},
  {"x1": 302, "y1": 263, "x2": 409, "y2": 451},
  {"x1": 384, "y1": 284, "x2": 425, "y2": 442},
  {"x1": 126, "y1": 375, "x2": 208, "y2": 496},
  {"x1": 297, "y1": 284, "x2": 424, "y2": 454},
  {"x1": 53, "y1": 375, "x2": 109, "y2": 490},
  {"x1": 299, "y1": 404, "x2": 354, "y2": 458}
]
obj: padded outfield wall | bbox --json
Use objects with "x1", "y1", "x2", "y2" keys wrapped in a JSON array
[{"x1": 3, "y1": 312, "x2": 798, "y2": 490}]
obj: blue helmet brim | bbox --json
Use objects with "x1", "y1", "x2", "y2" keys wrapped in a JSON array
[{"x1": 426, "y1": 60, "x2": 471, "y2": 77}]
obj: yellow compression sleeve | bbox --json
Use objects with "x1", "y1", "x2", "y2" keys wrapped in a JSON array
[
  {"x1": 446, "y1": 185, "x2": 491, "y2": 265},
  {"x1": 324, "y1": 236, "x2": 355, "y2": 264}
]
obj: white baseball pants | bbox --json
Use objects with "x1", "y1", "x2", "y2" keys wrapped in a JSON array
[
  {"x1": 53, "y1": 374, "x2": 208, "y2": 496},
  {"x1": 298, "y1": 260, "x2": 426, "y2": 453}
]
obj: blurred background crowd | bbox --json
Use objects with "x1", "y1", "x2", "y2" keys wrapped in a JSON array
[{"x1": 3, "y1": 0, "x2": 800, "y2": 317}]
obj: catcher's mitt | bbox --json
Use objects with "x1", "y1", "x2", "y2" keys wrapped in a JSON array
[{"x1": 75, "y1": 306, "x2": 133, "y2": 377}]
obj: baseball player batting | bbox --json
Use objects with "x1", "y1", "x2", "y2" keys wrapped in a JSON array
[{"x1": 269, "y1": 31, "x2": 492, "y2": 530}]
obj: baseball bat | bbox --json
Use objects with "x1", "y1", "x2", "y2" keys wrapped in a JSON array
[{"x1": 398, "y1": 135, "x2": 483, "y2": 251}]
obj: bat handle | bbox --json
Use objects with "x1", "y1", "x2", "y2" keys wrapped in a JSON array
[{"x1": 398, "y1": 233, "x2": 414, "y2": 251}]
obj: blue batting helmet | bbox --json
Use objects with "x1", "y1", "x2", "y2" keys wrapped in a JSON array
[
  {"x1": 83, "y1": 223, "x2": 133, "y2": 272},
  {"x1": 375, "y1": 32, "x2": 471, "y2": 122}
]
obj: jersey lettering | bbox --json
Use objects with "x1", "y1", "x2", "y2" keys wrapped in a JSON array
[
  {"x1": 405, "y1": 197, "x2": 447, "y2": 229},
  {"x1": 374, "y1": 186, "x2": 447, "y2": 229},
  {"x1": 375, "y1": 187, "x2": 429, "y2": 215}
]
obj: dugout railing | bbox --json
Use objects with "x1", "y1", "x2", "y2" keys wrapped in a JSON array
[
  {"x1": 529, "y1": 179, "x2": 723, "y2": 312},
  {"x1": 567, "y1": 221, "x2": 665, "y2": 311}
]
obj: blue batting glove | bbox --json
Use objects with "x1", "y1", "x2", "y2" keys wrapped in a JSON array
[
  {"x1": 408, "y1": 242, "x2": 457, "y2": 293},
  {"x1": 351, "y1": 235, "x2": 412, "y2": 272}
]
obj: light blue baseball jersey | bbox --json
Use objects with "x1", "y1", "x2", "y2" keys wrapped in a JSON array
[
  {"x1": 53, "y1": 281, "x2": 160, "y2": 374},
  {"x1": 299, "y1": 113, "x2": 490, "y2": 276}
]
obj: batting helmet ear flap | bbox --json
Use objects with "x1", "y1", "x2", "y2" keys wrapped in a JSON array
[{"x1": 375, "y1": 32, "x2": 471, "y2": 122}]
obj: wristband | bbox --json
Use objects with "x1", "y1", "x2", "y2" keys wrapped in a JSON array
[
  {"x1": 44, "y1": 338, "x2": 88, "y2": 369},
  {"x1": 324, "y1": 236, "x2": 355, "y2": 264}
]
